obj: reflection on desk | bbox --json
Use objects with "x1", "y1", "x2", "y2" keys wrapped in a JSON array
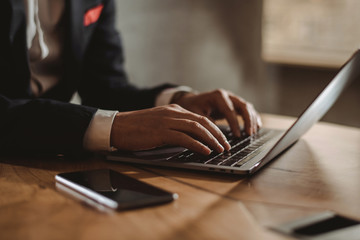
[{"x1": 0, "y1": 114, "x2": 359, "y2": 240}]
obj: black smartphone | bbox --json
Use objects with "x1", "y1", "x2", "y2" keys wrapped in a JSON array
[
  {"x1": 271, "y1": 211, "x2": 360, "y2": 239},
  {"x1": 55, "y1": 169, "x2": 178, "y2": 211}
]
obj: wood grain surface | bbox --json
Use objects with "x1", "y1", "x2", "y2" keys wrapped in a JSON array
[{"x1": 1, "y1": 114, "x2": 359, "y2": 240}]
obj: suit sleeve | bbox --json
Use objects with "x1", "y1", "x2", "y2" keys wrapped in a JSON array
[
  {"x1": 0, "y1": 95, "x2": 97, "y2": 155},
  {"x1": 79, "y1": 0, "x2": 175, "y2": 111}
]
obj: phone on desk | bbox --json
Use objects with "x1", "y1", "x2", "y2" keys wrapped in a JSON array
[
  {"x1": 271, "y1": 211, "x2": 360, "y2": 239},
  {"x1": 55, "y1": 169, "x2": 178, "y2": 211}
]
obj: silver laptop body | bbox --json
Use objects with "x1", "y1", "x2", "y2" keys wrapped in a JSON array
[{"x1": 107, "y1": 50, "x2": 360, "y2": 175}]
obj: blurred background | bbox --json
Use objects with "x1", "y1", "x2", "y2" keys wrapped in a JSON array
[{"x1": 114, "y1": 0, "x2": 360, "y2": 127}]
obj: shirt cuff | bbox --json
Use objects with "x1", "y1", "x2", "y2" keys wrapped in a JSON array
[
  {"x1": 155, "y1": 86, "x2": 194, "y2": 106},
  {"x1": 83, "y1": 109, "x2": 118, "y2": 152}
]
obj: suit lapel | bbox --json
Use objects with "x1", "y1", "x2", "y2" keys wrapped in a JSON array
[
  {"x1": 6, "y1": 0, "x2": 32, "y2": 97},
  {"x1": 67, "y1": 0, "x2": 84, "y2": 63},
  {"x1": 8, "y1": 0, "x2": 26, "y2": 45},
  {"x1": 57, "y1": 0, "x2": 84, "y2": 99}
]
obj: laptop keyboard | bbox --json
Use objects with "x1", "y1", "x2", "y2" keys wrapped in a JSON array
[{"x1": 166, "y1": 128, "x2": 276, "y2": 167}]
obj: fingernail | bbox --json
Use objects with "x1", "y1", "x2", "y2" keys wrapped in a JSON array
[
  {"x1": 204, "y1": 147, "x2": 212, "y2": 155},
  {"x1": 224, "y1": 141, "x2": 231, "y2": 151},
  {"x1": 217, "y1": 144, "x2": 224, "y2": 153}
]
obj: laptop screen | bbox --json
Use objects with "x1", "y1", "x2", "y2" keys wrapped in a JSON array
[{"x1": 250, "y1": 50, "x2": 360, "y2": 174}]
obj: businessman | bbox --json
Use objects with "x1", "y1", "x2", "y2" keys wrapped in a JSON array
[{"x1": 0, "y1": 0, "x2": 261, "y2": 156}]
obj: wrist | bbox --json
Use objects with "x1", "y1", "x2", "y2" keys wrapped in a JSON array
[{"x1": 170, "y1": 91, "x2": 196, "y2": 105}]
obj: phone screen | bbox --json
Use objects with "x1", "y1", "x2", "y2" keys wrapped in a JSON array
[
  {"x1": 55, "y1": 169, "x2": 178, "y2": 210},
  {"x1": 293, "y1": 215, "x2": 360, "y2": 236},
  {"x1": 271, "y1": 211, "x2": 360, "y2": 239}
]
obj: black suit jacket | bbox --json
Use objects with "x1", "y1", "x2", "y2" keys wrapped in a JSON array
[{"x1": 0, "y1": 0, "x2": 173, "y2": 155}]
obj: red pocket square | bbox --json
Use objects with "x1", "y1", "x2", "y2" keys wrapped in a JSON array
[{"x1": 84, "y1": 4, "x2": 104, "y2": 27}]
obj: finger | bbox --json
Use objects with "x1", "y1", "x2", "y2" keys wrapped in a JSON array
[
  {"x1": 164, "y1": 105, "x2": 231, "y2": 151},
  {"x1": 248, "y1": 103, "x2": 258, "y2": 134},
  {"x1": 168, "y1": 118, "x2": 227, "y2": 153},
  {"x1": 211, "y1": 90, "x2": 242, "y2": 138},
  {"x1": 257, "y1": 113, "x2": 263, "y2": 129},
  {"x1": 250, "y1": 104, "x2": 262, "y2": 131},
  {"x1": 194, "y1": 115, "x2": 231, "y2": 151},
  {"x1": 245, "y1": 103, "x2": 256, "y2": 135},
  {"x1": 165, "y1": 130, "x2": 212, "y2": 155},
  {"x1": 248, "y1": 104, "x2": 262, "y2": 130},
  {"x1": 229, "y1": 95, "x2": 254, "y2": 135},
  {"x1": 247, "y1": 103, "x2": 262, "y2": 131}
]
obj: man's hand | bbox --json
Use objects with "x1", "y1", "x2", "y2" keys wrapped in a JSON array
[
  {"x1": 173, "y1": 89, "x2": 262, "y2": 137},
  {"x1": 110, "y1": 104, "x2": 231, "y2": 155}
]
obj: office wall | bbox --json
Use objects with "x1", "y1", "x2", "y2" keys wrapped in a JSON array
[
  {"x1": 115, "y1": 0, "x2": 360, "y2": 127},
  {"x1": 115, "y1": 0, "x2": 270, "y2": 109}
]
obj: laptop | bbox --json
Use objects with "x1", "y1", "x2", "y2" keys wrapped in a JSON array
[{"x1": 107, "y1": 50, "x2": 360, "y2": 175}]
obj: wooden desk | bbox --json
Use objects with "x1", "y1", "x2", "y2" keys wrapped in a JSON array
[{"x1": 1, "y1": 114, "x2": 359, "y2": 240}]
